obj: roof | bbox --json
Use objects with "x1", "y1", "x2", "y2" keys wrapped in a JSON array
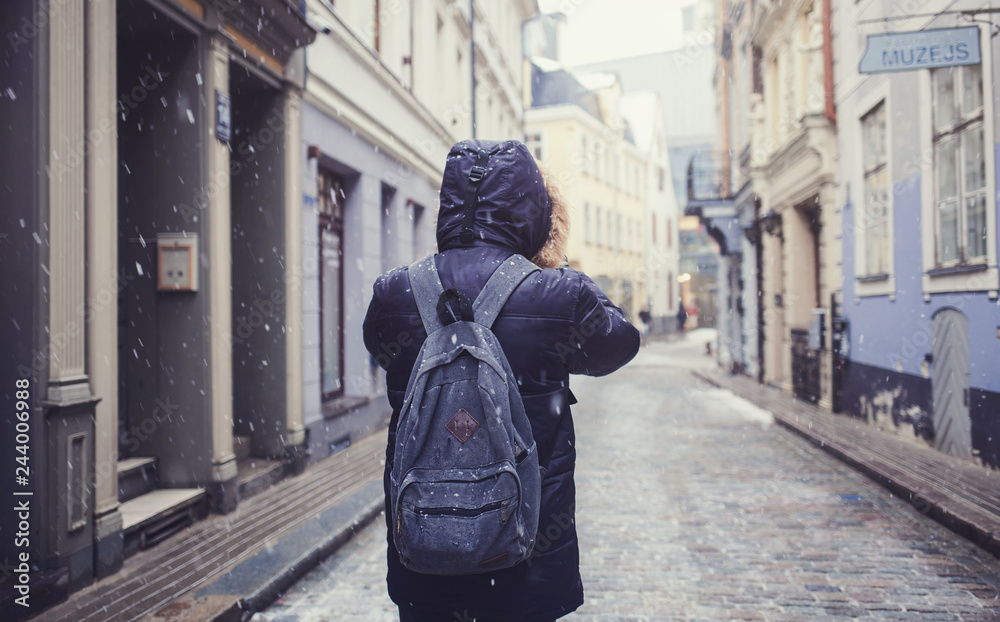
[
  {"x1": 527, "y1": 57, "x2": 603, "y2": 122},
  {"x1": 576, "y1": 71, "x2": 618, "y2": 91}
]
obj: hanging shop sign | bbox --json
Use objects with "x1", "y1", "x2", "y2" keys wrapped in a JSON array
[{"x1": 859, "y1": 26, "x2": 981, "y2": 74}]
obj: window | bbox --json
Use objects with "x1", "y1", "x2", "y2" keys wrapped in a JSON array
[
  {"x1": 526, "y1": 132, "x2": 544, "y2": 162},
  {"x1": 668, "y1": 272, "x2": 674, "y2": 309},
  {"x1": 381, "y1": 183, "x2": 397, "y2": 273},
  {"x1": 584, "y1": 202, "x2": 591, "y2": 243},
  {"x1": 861, "y1": 101, "x2": 889, "y2": 275},
  {"x1": 933, "y1": 65, "x2": 987, "y2": 265},
  {"x1": 682, "y1": 5, "x2": 694, "y2": 32},
  {"x1": 581, "y1": 135, "x2": 589, "y2": 175},
  {"x1": 318, "y1": 169, "x2": 345, "y2": 399},
  {"x1": 595, "y1": 206, "x2": 602, "y2": 245},
  {"x1": 374, "y1": 0, "x2": 382, "y2": 53},
  {"x1": 412, "y1": 201, "x2": 425, "y2": 261}
]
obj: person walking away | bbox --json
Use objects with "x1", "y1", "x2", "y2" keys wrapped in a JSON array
[
  {"x1": 676, "y1": 302, "x2": 688, "y2": 335},
  {"x1": 363, "y1": 139, "x2": 640, "y2": 621}
]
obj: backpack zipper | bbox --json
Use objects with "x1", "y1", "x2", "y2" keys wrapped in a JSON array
[{"x1": 412, "y1": 498, "x2": 511, "y2": 522}]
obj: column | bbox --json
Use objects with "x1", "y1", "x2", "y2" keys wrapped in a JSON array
[
  {"x1": 45, "y1": 0, "x2": 98, "y2": 593},
  {"x1": 86, "y1": 0, "x2": 123, "y2": 578},
  {"x1": 206, "y1": 34, "x2": 237, "y2": 513},
  {"x1": 47, "y1": 0, "x2": 89, "y2": 402},
  {"x1": 283, "y1": 86, "x2": 307, "y2": 473}
]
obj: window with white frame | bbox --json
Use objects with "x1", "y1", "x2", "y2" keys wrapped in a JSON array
[
  {"x1": 525, "y1": 132, "x2": 545, "y2": 162},
  {"x1": 932, "y1": 64, "x2": 987, "y2": 266},
  {"x1": 584, "y1": 202, "x2": 591, "y2": 243},
  {"x1": 861, "y1": 101, "x2": 890, "y2": 276}
]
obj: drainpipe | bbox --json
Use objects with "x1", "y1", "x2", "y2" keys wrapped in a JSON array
[
  {"x1": 822, "y1": 0, "x2": 836, "y2": 123},
  {"x1": 409, "y1": 0, "x2": 415, "y2": 90},
  {"x1": 470, "y1": 0, "x2": 476, "y2": 138}
]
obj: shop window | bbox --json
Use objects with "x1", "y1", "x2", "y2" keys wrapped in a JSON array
[
  {"x1": 933, "y1": 65, "x2": 987, "y2": 266},
  {"x1": 861, "y1": 101, "x2": 890, "y2": 276},
  {"x1": 318, "y1": 169, "x2": 345, "y2": 400}
]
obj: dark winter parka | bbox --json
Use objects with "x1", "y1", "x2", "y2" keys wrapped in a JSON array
[{"x1": 363, "y1": 139, "x2": 640, "y2": 621}]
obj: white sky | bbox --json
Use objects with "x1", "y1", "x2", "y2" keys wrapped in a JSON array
[{"x1": 536, "y1": 0, "x2": 696, "y2": 66}]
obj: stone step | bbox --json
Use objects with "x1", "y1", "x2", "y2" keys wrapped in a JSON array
[
  {"x1": 40, "y1": 430, "x2": 386, "y2": 622},
  {"x1": 233, "y1": 435, "x2": 252, "y2": 462},
  {"x1": 237, "y1": 458, "x2": 286, "y2": 501},
  {"x1": 117, "y1": 456, "x2": 158, "y2": 503},
  {"x1": 119, "y1": 488, "x2": 209, "y2": 558}
]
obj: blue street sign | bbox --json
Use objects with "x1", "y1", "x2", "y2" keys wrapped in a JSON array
[
  {"x1": 859, "y1": 26, "x2": 981, "y2": 74},
  {"x1": 216, "y1": 90, "x2": 231, "y2": 143}
]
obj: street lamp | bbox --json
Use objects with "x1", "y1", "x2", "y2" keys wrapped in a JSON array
[{"x1": 760, "y1": 209, "x2": 783, "y2": 239}]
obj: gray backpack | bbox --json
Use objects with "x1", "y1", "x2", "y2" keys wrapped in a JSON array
[{"x1": 391, "y1": 254, "x2": 542, "y2": 575}]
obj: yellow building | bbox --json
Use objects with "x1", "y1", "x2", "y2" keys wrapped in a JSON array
[{"x1": 525, "y1": 61, "x2": 649, "y2": 321}]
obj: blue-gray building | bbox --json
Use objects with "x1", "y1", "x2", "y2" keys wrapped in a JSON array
[{"x1": 836, "y1": 10, "x2": 1000, "y2": 467}]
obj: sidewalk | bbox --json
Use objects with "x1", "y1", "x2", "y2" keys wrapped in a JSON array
[
  {"x1": 694, "y1": 367, "x2": 1000, "y2": 560},
  {"x1": 36, "y1": 431, "x2": 387, "y2": 622}
]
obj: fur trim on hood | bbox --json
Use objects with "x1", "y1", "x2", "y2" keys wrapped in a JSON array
[{"x1": 531, "y1": 164, "x2": 570, "y2": 269}]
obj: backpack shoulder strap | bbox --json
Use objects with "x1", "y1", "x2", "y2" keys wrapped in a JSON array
[
  {"x1": 408, "y1": 255, "x2": 446, "y2": 333},
  {"x1": 473, "y1": 255, "x2": 540, "y2": 330}
]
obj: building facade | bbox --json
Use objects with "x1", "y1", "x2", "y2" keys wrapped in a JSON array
[
  {"x1": 1, "y1": 0, "x2": 315, "y2": 607},
  {"x1": 299, "y1": 0, "x2": 537, "y2": 465},
  {"x1": 749, "y1": 0, "x2": 839, "y2": 406},
  {"x1": 834, "y1": 2, "x2": 1000, "y2": 466},
  {"x1": 525, "y1": 61, "x2": 650, "y2": 322},
  {"x1": 0, "y1": 0, "x2": 536, "y2": 613},
  {"x1": 621, "y1": 91, "x2": 680, "y2": 332}
]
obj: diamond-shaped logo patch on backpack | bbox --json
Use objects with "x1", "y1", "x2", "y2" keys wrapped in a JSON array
[{"x1": 390, "y1": 253, "x2": 542, "y2": 575}]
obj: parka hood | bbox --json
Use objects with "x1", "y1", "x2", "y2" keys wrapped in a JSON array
[{"x1": 436, "y1": 139, "x2": 551, "y2": 258}]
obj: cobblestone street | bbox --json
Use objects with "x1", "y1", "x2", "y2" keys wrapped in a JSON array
[{"x1": 257, "y1": 333, "x2": 1000, "y2": 621}]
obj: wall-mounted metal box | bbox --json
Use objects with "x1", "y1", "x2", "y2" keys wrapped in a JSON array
[{"x1": 157, "y1": 233, "x2": 198, "y2": 291}]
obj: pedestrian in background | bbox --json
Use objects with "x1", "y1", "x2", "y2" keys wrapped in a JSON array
[
  {"x1": 363, "y1": 139, "x2": 640, "y2": 621},
  {"x1": 639, "y1": 306, "x2": 652, "y2": 336},
  {"x1": 676, "y1": 302, "x2": 688, "y2": 335}
]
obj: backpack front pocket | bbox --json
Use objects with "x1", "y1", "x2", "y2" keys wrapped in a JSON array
[{"x1": 394, "y1": 461, "x2": 529, "y2": 575}]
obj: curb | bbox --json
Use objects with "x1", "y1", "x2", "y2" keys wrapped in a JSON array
[
  {"x1": 693, "y1": 369, "x2": 1000, "y2": 560},
  {"x1": 212, "y1": 480, "x2": 385, "y2": 622}
]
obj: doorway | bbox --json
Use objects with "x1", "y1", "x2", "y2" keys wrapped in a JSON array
[
  {"x1": 229, "y1": 65, "x2": 288, "y2": 460},
  {"x1": 931, "y1": 308, "x2": 972, "y2": 459}
]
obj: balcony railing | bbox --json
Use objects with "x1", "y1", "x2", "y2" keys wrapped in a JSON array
[{"x1": 686, "y1": 150, "x2": 731, "y2": 203}]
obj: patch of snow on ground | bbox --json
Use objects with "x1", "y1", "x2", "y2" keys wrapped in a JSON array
[{"x1": 696, "y1": 387, "x2": 775, "y2": 428}]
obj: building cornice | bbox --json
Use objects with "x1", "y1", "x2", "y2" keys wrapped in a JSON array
[
  {"x1": 305, "y1": 0, "x2": 455, "y2": 146},
  {"x1": 751, "y1": 0, "x2": 811, "y2": 48},
  {"x1": 526, "y1": 104, "x2": 647, "y2": 161},
  {"x1": 304, "y1": 76, "x2": 444, "y2": 186},
  {"x1": 755, "y1": 113, "x2": 836, "y2": 209}
]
